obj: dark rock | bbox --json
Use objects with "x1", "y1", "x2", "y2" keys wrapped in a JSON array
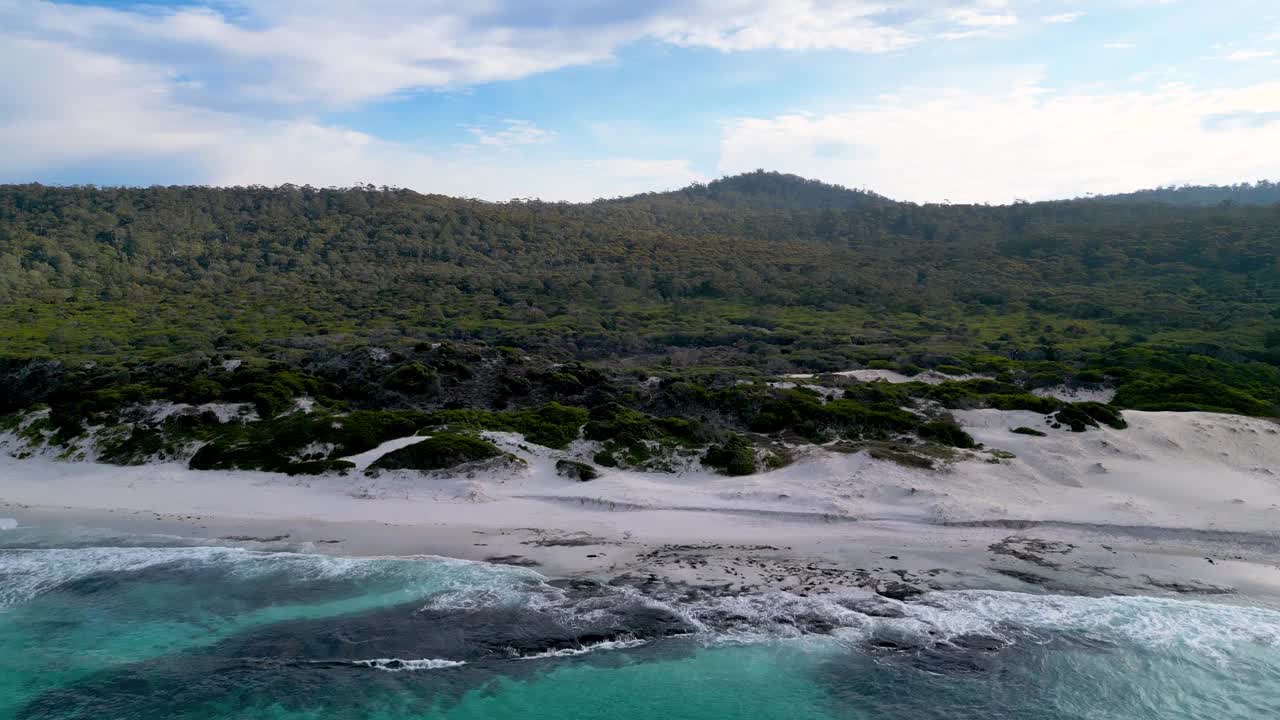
[
  {"x1": 555, "y1": 459, "x2": 600, "y2": 481},
  {"x1": 484, "y1": 555, "x2": 541, "y2": 567},
  {"x1": 836, "y1": 596, "x2": 909, "y2": 618},
  {"x1": 992, "y1": 568, "x2": 1052, "y2": 586},
  {"x1": 876, "y1": 581, "x2": 924, "y2": 600}
]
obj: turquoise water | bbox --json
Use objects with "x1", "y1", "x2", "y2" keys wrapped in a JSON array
[{"x1": 2, "y1": 524, "x2": 1279, "y2": 719}]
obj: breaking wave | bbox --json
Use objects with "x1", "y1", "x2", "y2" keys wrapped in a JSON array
[{"x1": 4, "y1": 543, "x2": 1278, "y2": 665}]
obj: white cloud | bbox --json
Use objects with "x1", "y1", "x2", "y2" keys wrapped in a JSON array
[
  {"x1": 717, "y1": 78, "x2": 1280, "y2": 203},
  {"x1": 647, "y1": 1, "x2": 916, "y2": 53},
  {"x1": 3, "y1": 1, "x2": 628, "y2": 108},
  {"x1": 592, "y1": 157, "x2": 707, "y2": 188},
  {"x1": 0, "y1": 35, "x2": 226, "y2": 175},
  {"x1": 0, "y1": 32, "x2": 697, "y2": 200},
  {"x1": 6, "y1": 0, "x2": 1269, "y2": 203},
  {"x1": 0, "y1": 0, "x2": 1048, "y2": 198},
  {"x1": 1226, "y1": 49, "x2": 1276, "y2": 61},
  {"x1": 948, "y1": 9, "x2": 1019, "y2": 27},
  {"x1": 464, "y1": 120, "x2": 557, "y2": 148},
  {"x1": 1043, "y1": 12, "x2": 1084, "y2": 23},
  {"x1": 1104, "y1": 42, "x2": 1135, "y2": 49},
  {"x1": 0, "y1": 1, "x2": 1039, "y2": 109}
]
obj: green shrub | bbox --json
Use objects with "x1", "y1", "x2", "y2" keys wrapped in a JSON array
[
  {"x1": 1075, "y1": 402, "x2": 1127, "y2": 429},
  {"x1": 183, "y1": 377, "x2": 224, "y2": 404},
  {"x1": 584, "y1": 403, "x2": 661, "y2": 444},
  {"x1": 867, "y1": 445, "x2": 936, "y2": 469},
  {"x1": 824, "y1": 399, "x2": 920, "y2": 438},
  {"x1": 368, "y1": 433, "x2": 503, "y2": 471},
  {"x1": 384, "y1": 362, "x2": 439, "y2": 394},
  {"x1": 703, "y1": 436, "x2": 758, "y2": 476},
  {"x1": 583, "y1": 404, "x2": 702, "y2": 455},
  {"x1": 511, "y1": 403, "x2": 588, "y2": 448},
  {"x1": 190, "y1": 441, "x2": 289, "y2": 472},
  {"x1": 47, "y1": 403, "x2": 88, "y2": 443},
  {"x1": 1011, "y1": 426, "x2": 1046, "y2": 437},
  {"x1": 247, "y1": 383, "x2": 294, "y2": 418},
  {"x1": 329, "y1": 410, "x2": 429, "y2": 455},
  {"x1": 1113, "y1": 374, "x2": 1271, "y2": 416},
  {"x1": 421, "y1": 403, "x2": 586, "y2": 449},
  {"x1": 919, "y1": 419, "x2": 977, "y2": 448},
  {"x1": 1051, "y1": 404, "x2": 1098, "y2": 432}
]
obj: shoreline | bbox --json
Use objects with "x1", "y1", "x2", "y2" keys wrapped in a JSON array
[
  {"x1": 6, "y1": 496, "x2": 1280, "y2": 609},
  {"x1": 4, "y1": 408, "x2": 1280, "y2": 606}
]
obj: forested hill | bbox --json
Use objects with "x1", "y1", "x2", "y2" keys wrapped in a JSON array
[
  {"x1": 1, "y1": 174, "x2": 1277, "y2": 390},
  {"x1": 1083, "y1": 181, "x2": 1280, "y2": 207},
  {"x1": 614, "y1": 171, "x2": 894, "y2": 210},
  {"x1": 609, "y1": 170, "x2": 1280, "y2": 210}
]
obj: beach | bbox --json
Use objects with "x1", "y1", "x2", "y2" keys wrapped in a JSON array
[{"x1": 4, "y1": 409, "x2": 1279, "y2": 603}]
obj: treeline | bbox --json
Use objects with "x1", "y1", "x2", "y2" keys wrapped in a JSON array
[
  {"x1": 0, "y1": 173, "x2": 1277, "y2": 379},
  {"x1": 1082, "y1": 180, "x2": 1280, "y2": 207}
]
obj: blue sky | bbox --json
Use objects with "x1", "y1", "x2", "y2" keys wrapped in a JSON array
[{"x1": 1, "y1": 0, "x2": 1278, "y2": 201}]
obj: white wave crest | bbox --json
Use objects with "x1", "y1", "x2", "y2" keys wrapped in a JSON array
[
  {"x1": 514, "y1": 636, "x2": 651, "y2": 660},
  {"x1": 0, "y1": 545, "x2": 536, "y2": 608},
  {"x1": 915, "y1": 590, "x2": 1280, "y2": 656},
  {"x1": 0, "y1": 518, "x2": 17, "y2": 531},
  {"x1": 351, "y1": 657, "x2": 467, "y2": 672}
]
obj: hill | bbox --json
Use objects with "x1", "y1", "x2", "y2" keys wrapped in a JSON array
[
  {"x1": 1084, "y1": 181, "x2": 1280, "y2": 207},
  {"x1": 0, "y1": 172, "x2": 1277, "y2": 418}
]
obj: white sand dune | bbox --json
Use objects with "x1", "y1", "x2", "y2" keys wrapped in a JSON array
[
  {"x1": 785, "y1": 368, "x2": 991, "y2": 384},
  {"x1": 3, "y1": 410, "x2": 1278, "y2": 534},
  {"x1": 3, "y1": 410, "x2": 1279, "y2": 598},
  {"x1": 939, "y1": 410, "x2": 1280, "y2": 535}
]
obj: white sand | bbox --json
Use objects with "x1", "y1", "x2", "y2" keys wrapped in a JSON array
[
  {"x1": 785, "y1": 369, "x2": 992, "y2": 385},
  {"x1": 341, "y1": 434, "x2": 431, "y2": 472},
  {"x1": 1032, "y1": 385, "x2": 1117, "y2": 403},
  {"x1": 949, "y1": 409, "x2": 1280, "y2": 531},
  {"x1": 3, "y1": 411, "x2": 1279, "y2": 598}
]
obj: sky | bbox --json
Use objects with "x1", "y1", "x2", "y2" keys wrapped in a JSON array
[{"x1": 1, "y1": 0, "x2": 1278, "y2": 202}]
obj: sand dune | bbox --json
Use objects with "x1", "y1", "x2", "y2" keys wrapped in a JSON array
[{"x1": 3, "y1": 410, "x2": 1279, "y2": 600}]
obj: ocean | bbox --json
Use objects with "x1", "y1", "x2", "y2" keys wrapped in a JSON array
[{"x1": 2, "y1": 520, "x2": 1278, "y2": 719}]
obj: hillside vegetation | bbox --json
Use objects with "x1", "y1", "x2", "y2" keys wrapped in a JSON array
[{"x1": 1, "y1": 171, "x2": 1277, "y2": 423}]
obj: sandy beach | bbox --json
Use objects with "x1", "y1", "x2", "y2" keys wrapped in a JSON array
[{"x1": 4, "y1": 409, "x2": 1280, "y2": 604}]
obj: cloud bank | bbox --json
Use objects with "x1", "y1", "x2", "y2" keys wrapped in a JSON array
[{"x1": 1, "y1": 1, "x2": 1276, "y2": 201}]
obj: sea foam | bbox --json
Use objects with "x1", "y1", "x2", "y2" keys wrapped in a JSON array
[
  {"x1": 0, "y1": 545, "x2": 535, "y2": 608},
  {"x1": 351, "y1": 658, "x2": 467, "y2": 672}
]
